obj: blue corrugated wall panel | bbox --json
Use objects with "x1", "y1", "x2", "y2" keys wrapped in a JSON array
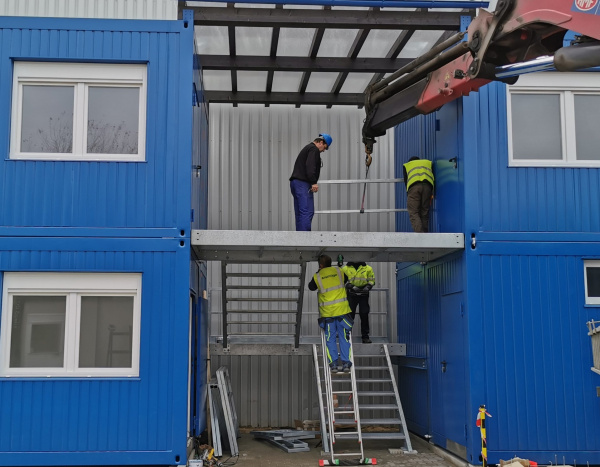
[
  {"x1": 474, "y1": 250, "x2": 600, "y2": 463},
  {"x1": 0, "y1": 240, "x2": 191, "y2": 466},
  {"x1": 469, "y1": 81, "x2": 600, "y2": 233},
  {"x1": 0, "y1": 16, "x2": 193, "y2": 234}
]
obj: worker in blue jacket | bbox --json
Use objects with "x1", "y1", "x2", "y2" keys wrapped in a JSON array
[{"x1": 289, "y1": 133, "x2": 332, "y2": 231}]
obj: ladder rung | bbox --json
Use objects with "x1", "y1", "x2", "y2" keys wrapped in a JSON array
[
  {"x1": 356, "y1": 379, "x2": 391, "y2": 383},
  {"x1": 226, "y1": 285, "x2": 300, "y2": 290},
  {"x1": 331, "y1": 390, "x2": 353, "y2": 394},
  {"x1": 331, "y1": 452, "x2": 363, "y2": 457},
  {"x1": 342, "y1": 418, "x2": 402, "y2": 425},
  {"x1": 361, "y1": 432, "x2": 406, "y2": 440},
  {"x1": 228, "y1": 321, "x2": 296, "y2": 325},
  {"x1": 226, "y1": 273, "x2": 301, "y2": 278},
  {"x1": 358, "y1": 404, "x2": 398, "y2": 410},
  {"x1": 334, "y1": 432, "x2": 359, "y2": 437},
  {"x1": 357, "y1": 391, "x2": 396, "y2": 397},
  {"x1": 227, "y1": 298, "x2": 298, "y2": 302},
  {"x1": 333, "y1": 410, "x2": 356, "y2": 415}
]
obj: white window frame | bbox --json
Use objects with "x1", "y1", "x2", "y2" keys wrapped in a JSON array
[
  {"x1": 507, "y1": 72, "x2": 600, "y2": 168},
  {"x1": 584, "y1": 260, "x2": 600, "y2": 306},
  {"x1": 10, "y1": 62, "x2": 147, "y2": 162},
  {"x1": 0, "y1": 272, "x2": 142, "y2": 377}
]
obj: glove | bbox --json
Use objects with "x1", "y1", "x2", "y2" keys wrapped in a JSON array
[
  {"x1": 352, "y1": 286, "x2": 361, "y2": 293},
  {"x1": 345, "y1": 282, "x2": 353, "y2": 291},
  {"x1": 364, "y1": 284, "x2": 373, "y2": 292}
]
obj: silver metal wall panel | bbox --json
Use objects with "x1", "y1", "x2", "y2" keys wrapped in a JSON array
[
  {"x1": 207, "y1": 103, "x2": 398, "y2": 426},
  {"x1": 0, "y1": 0, "x2": 177, "y2": 20}
]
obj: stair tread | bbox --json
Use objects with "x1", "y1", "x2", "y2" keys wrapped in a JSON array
[{"x1": 335, "y1": 418, "x2": 403, "y2": 425}]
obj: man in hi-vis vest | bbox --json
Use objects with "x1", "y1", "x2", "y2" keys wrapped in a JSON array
[
  {"x1": 308, "y1": 254, "x2": 354, "y2": 373},
  {"x1": 403, "y1": 156, "x2": 435, "y2": 233}
]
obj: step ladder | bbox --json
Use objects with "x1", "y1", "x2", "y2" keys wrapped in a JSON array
[
  {"x1": 220, "y1": 262, "x2": 307, "y2": 347},
  {"x1": 350, "y1": 343, "x2": 415, "y2": 453},
  {"x1": 313, "y1": 330, "x2": 375, "y2": 466}
]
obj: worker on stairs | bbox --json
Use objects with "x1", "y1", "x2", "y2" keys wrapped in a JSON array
[
  {"x1": 308, "y1": 254, "x2": 354, "y2": 373},
  {"x1": 342, "y1": 260, "x2": 375, "y2": 343}
]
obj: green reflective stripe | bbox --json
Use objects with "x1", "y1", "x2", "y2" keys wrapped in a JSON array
[
  {"x1": 316, "y1": 273, "x2": 324, "y2": 291},
  {"x1": 322, "y1": 283, "x2": 343, "y2": 293},
  {"x1": 407, "y1": 171, "x2": 434, "y2": 184},
  {"x1": 316, "y1": 267, "x2": 344, "y2": 292},
  {"x1": 322, "y1": 297, "x2": 348, "y2": 307}
]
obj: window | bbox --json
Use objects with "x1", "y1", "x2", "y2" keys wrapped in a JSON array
[
  {"x1": 584, "y1": 261, "x2": 600, "y2": 305},
  {"x1": 0, "y1": 273, "x2": 141, "y2": 377},
  {"x1": 10, "y1": 62, "x2": 147, "y2": 161},
  {"x1": 507, "y1": 72, "x2": 600, "y2": 167}
]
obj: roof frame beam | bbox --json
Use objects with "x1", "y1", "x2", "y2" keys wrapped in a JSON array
[
  {"x1": 205, "y1": 91, "x2": 363, "y2": 106},
  {"x1": 192, "y1": 7, "x2": 468, "y2": 30},
  {"x1": 265, "y1": 4, "x2": 283, "y2": 107},
  {"x1": 199, "y1": 55, "x2": 414, "y2": 73}
]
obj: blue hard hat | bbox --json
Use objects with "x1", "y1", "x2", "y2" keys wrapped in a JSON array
[{"x1": 319, "y1": 133, "x2": 333, "y2": 147}]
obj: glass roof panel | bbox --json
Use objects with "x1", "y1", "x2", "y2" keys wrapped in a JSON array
[
  {"x1": 202, "y1": 70, "x2": 232, "y2": 91},
  {"x1": 237, "y1": 71, "x2": 268, "y2": 91},
  {"x1": 340, "y1": 73, "x2": 375, "y2": 94},
  {"x1": 278, "y1": 28, "x2": 317, "y2": 56},
  {"x1": 317, "y1": 29, "x2": 360, "y2": 58},
  {"x1": 357, "y1": 30, "x2": 403, "y2": 59},
  {"x1": 195, "y1": 26, "x2": 229, "y2": 55},
  {"x1": 236, "y1": 27, "x2": 272, "y2": 56},
  {"x1": 271, "y1": 72, "x2": 303, "y2": 92},
  {"x1": 305, "y1": 72, "x2": 338, "y2": 93},
  {"x1": 398, "y1": 30, "x2": 445, "y2": 58}
]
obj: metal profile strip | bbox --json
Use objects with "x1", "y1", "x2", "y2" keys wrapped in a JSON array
[
  {"x1": 312, "y1": 343, "x2": 330, "y2": 453},
  {"x1": 208, "y1": 382, "x2": 223, "y2": 457},
  {"x1": 221, "y1": 262, "x2": 229, "y2": 348},
  {"x1": 319, "y1": 178, "x2": 403, "y2": 184},
  {"x1": 216, "y1": 367, "x2": 240, "y2": 456},
  {"x1": 315, "y1": 208, "x2": 407, "y2": 214}
]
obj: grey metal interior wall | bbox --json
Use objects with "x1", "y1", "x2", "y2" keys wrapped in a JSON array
[{"x1": 207, "y1": 103, "x2": 398, "y2": 427}]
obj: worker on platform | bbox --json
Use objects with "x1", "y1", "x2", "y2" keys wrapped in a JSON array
[
  {"x1": 403, "y1": 156, "x2": 435, "y2": 233},
  {"x1": 289, "y1": 133, "x2": 332, "y2": 231},
  {"x1": 342, "y1": 260, "x2": 375, "y2": 344},
  {"x1": 308, "y1": 254, "x2": 353, "y2": 373}
]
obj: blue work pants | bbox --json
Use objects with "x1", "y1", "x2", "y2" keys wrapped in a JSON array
[
  {"x1": 319, "y1": 314, "x2": 353, "y2": 365},
  {"x1": 290, "y1": 179, "x2": 314, "y2": 231}
]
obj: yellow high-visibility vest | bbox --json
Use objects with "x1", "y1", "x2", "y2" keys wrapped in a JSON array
[
  {"x1": 404, "y1": 159, "x2": 434, "y2": 192},
  {"x1": 343, "y1": 264, "x2": 375, "y2": 288},
  {"x1": 313, "y1": 266, "x2": 351, "y2": 318}
]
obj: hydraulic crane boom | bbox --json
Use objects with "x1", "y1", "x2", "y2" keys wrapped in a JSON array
[{"x1": 362, "y1": 0, "x2": 600, "y2": 156}]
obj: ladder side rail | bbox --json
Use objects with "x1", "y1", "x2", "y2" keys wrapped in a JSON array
[
  {"x1": 384, "y1": 344, "x2": 414, "y2": 452},
  {"x1": 294, "y1": 262, "x2": 307, "y2": 348},
  {"x1": 221, "y1": 262, "x2": 228, "y2": 348},
  {"x1": 312, "y1": 343, "x2": 330, "y2": 453},
  {"x1": 320, "y1": 330, "x2": 336, "y2": 452},
  {"x1": 348, "y1": 339, "x2": 365, "y2": 460}
]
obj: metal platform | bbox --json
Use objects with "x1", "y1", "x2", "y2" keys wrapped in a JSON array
[{"x1": 192, "y1": 230, "x2": 464, "y2": 263}]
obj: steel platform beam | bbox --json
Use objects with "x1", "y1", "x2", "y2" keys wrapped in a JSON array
[{"x1": 192, "y1": 230, "x2": 464, "y2": 263}]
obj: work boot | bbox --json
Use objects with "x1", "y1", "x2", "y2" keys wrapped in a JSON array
[
  {"x1": 329, "y1": 363, "x2": 339, "y2": 374},
  {"x1": 342, "y1": 362, "x2": 352, "y2": 373},
  {"x1": 362, "y1": 337, "x2": 372, "y2": 344}
]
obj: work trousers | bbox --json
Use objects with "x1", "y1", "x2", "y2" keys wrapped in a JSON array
[
  {"x1": 290, "y1": 179, "x2": 314, "y2": 231},
  {"x1": 348, "y1": 294, "x2": 370, "y2": 339},
  {"x1": 319, "y1": 314, "x2": 353, "y2": 365},
  {"x1": 407, "y1": 182, "x2": 433, "y2": 233}
]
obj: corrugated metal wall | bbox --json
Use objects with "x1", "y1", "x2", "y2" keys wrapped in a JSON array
[
  {"x1": 0, "y1": 18, "x2": 191, "y2": 231},
  {"x1": 207, "y1": 103, "x2": 397, "y2": 427},
  {"x1": 473, "y1": 81, "x2": 600, "y2": 233},
  {"x1": 0, "y1": 242, "x2": 190, "y2": 466},
  {"x1": 0, "y1": 0, "x2": 177, "y2": 20},
  {"x1": 478, "y1": 252, "x2": 600, "y2": 462}
]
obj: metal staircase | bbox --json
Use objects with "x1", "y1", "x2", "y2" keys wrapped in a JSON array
[
  {"x1": 313, "y1": 338, "x2": 414, "y2": 464},
  {"x1": 220, "y1": 262, "x2": 307, "y2": 347}
]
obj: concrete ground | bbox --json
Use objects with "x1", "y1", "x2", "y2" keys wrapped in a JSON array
[{"x1": 211, "y1": 431, "x2": 463, "y2": 467}]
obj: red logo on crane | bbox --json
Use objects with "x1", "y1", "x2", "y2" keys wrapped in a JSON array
[{"x1": 574, "y1": 0, "x2": 598, "y2": 11}]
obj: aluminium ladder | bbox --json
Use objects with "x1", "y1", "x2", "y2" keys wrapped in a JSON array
[{"x1": 313, "y1": 330, "x2": 375, "y2": 466}]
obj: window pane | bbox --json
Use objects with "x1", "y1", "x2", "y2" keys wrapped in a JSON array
[
  {"x1": 21, "y1": 85, "x2": 74, "y2": 153},
  {"x1": 511, "y1": 94, "x2": 562, "y2": 160},
  {"x1": 9, "y1": 296, "x2": 66, "y2": 368},
  {"x1": 574, "y1": 94, "x2": 600, "y2": 161},
  {"x1": 87, "y1": 87, "x2": 139, "y2": 154},
  {"x1": 79, "y1": 296, "x2": 134, "y2": 368},
  {"x1": 587, "y1": 267, "x2": 600, "y2": 298}
]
